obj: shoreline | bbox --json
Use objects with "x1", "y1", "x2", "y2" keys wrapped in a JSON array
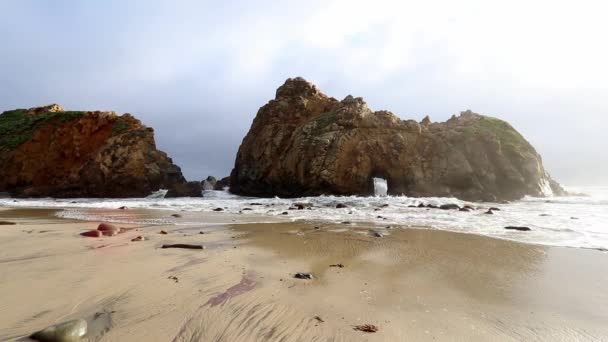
[
  {"x1": 1, "y1": 208, "x2": 607, "y2": 341},
  {"x1": 3, "y1": 205, "x2": 607, "y2": 253}
]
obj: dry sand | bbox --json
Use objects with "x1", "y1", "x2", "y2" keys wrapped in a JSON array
[{"x1": 0, "y1": 208, "x2": 607, "y2": 341}]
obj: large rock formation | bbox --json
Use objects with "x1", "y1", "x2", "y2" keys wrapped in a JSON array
[
  {"x1": 230, "y1": 77, "x2": 565, "y2": 202},
  {"x1": 0, "y1": 104, "x2": 200, "y2": 198}
]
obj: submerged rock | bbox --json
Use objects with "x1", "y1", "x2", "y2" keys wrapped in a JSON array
[
  {"x1": 201, "y1": 175, "x2": 217, "y2": 190},
  {"x1": 213, "y1": 176, "x2": 231, "y2": 190},
  {"x1": 230, "y1": 78, "x2": 566, "y2": 201},
  {"x1": 30, "y1": 318, "x2": 87, "y2": 342},
  {"x1": 0, "y1": 105, "x2": 194, "y2": 198}
]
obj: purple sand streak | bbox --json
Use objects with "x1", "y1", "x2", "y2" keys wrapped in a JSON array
[{"x1": 172, "y1": 273, "x2": 257, "y2": 341}]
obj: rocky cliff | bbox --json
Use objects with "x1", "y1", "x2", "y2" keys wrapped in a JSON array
[
  {"x1": 0, "y1": 104, "x2": 200, "y2": 198},
  {"x1": 230, "y1": 77, "x2": 565, "y2": 202}
]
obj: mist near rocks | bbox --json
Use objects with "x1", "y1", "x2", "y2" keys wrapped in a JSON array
[{"x1": 1, "y1": 0, "x2": 607, "y2": 185}]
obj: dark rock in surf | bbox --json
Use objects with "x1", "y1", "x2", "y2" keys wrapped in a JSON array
[
  {"x1": 440, "y1": 204, "x2": 460, "y2": 210},
  {"x1": 504, "y1": 226, "x2": 532, "y2": 231}
]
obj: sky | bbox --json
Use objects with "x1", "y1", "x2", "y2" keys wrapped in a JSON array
[{"x1": 1, "y1": 0, "x2": 607, "y2": 185}]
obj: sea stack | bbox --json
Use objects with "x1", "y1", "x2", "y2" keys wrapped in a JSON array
[
  {"x1": 230, "y1": 77, "x2": 565, "y2": 201},
  {"x1": 0, "y1": 104, "x2": 200, "y2": 197}
]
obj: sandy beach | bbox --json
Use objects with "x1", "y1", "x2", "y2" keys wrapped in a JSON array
[{"x1": 1, "y1": 207, "x2": 607, "y2": 341}]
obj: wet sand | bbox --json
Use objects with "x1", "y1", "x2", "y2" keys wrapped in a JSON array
[{"x1": 0, "y1": 208, "x2": 607, "y2": 341}]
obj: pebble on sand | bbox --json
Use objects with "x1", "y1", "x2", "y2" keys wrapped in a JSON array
[{"x1": 30, "y1": 318, "x2": 87, "y2": 342}]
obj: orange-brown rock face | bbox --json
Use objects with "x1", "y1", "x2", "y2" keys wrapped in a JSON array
[
  {"x1": 0, "y1": 104, "x2": 198, "y2": 198},
  {"x1": 230, "y1": 78, "x2": 565, "y2": 202}
]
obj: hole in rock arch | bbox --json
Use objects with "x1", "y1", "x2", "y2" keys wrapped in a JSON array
[{"x1": 373, "y1": 177, "x2": 388, "y2": 197}]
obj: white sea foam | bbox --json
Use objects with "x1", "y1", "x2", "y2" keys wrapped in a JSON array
[{"x1": 1, "y1": 186, "x2": 607, "y2": 250}]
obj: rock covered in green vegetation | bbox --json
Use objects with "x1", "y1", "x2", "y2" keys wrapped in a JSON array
[
  {"x1": 230, "y1": 77, "x2": 566, "y2": 201},
  {"x1": 0, "y1": 104, "x2": 199, "y2": 198}
]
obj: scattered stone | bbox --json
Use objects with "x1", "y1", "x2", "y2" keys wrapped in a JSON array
[
  {"x1": 329, "y1": 263, "x2": 345, "y2": 268},
  {"x1": 408, "y1": 205, "x2": 417, "y2": 208},
  {"x1": 97, "y1": 223, "x2": 120, "y2": 236},
  {"x1": 131, "y1": 236, "x2": 145, "y2": 241},
  {"x1": 417, "y1": 203, "x2": 426, "y2": 208},
  {"x1": 294, "y1": 273, "x2": 313, "y2": 280},
  {"x1": 571, "y1": 217, "x2": 579, "y2": 220},
  {"x1": 168, "y1": 276, "x2": 179, "y2": 283},
  {"x1": 374, "y1": 208, "x2": 381, "y2": 211},
  {"x1": 463, "y1": 205, "x2": 475, "y2": 210},
  {"x1": 30, "y1": 319, "x2": 87, "y2": 342},
  {"x1": 314, "y1": 226, "x2": 321, "y2": 230},
  {"x1": 242, "y1": 208, "x2": 253, "y2": 211},
  {"x1": 459, "y1": 208, "x2": 471, "y2": 212},
  {"x1": 0, "y1": 221, "x2": 16, "y2": 225},
  {"x1": 426, "y1": 204, "x2": 439, "y2": 209},
  {"x1": 336, "y1": 203, "x2": 348, "y2": 208},
  {"x1": 440, "y1": 204, "x2": 460, "y2": 210},
  {"x1": 213, "y1": 208, "x2": 224, "y2": 212},
  {"x1": 161, "y1": 244, "x2": 204, "y2": 250},
  {"x1": 485, "y1": 209, "x2": 494, "y2": 215},
  {"x1": 160, "y1": 230, "x2": 168, "y2": 234},
  {"x1": 489, "y1": 207, "x2": 501, "y2": 211},
  {"x1": 505, "y1": 226, "x2": 532, "y2": 231},
  {"x1": 294, "y1": 202, "x2": 312, "y2": 209},
  {"x1": 250, "y1": 202, "x2": 264, "y2": 206},
  {"x1": 281, "y1": 211, "x2": 289, "y2": 215},
  {"x1": 199, "y1": 231, "x2": 205, "y2": 234},
  {"x1": 372, "y1": 231, "x2": 384, "y2": 238},
  {"x1": 314, "y1": 316, "x2": 325, "y2": 323},
  {"x1": 118, "y1": 206, "x2": 128, "y2": 210},
  {"x1": 171, "y1": 213, "x2": 182, "y2": 218},
  {"x1": 540, "y1": 214, "x2": 551, "y2": 217},
  {"x1": 354, "y1": 324, "x2": 378, "y2": 333},
  {"x1": 379, "y1": 204, "x2": 389, "y2": 208},
  {"x1": 342, "y1": 221, "x2": 351, "y2": 225}
]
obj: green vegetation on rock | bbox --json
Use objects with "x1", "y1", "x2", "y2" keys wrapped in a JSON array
[
  {"x1": 112, "y1": 121, "x2": 128, "y2": 136},
  {"x1": 312, "y1": 110, "x2": 338, "y2": 132},
  {"x1": 0, "y1": 108, "x2": 86, "y2": 149},
  {"x1": 461, "y1": 115, "x2": 531, "y2": 152}
]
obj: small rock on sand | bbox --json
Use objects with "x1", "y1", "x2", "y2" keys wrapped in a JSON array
[
  {"x1": 161, "y1": 244, "x2": 205, "y2": 250},
  {"x1": 294, "y1": 273, "x2": 313, "y2": 280},
  {"x1": 171, "y1": 214, "x2": 182, "y2": 218},
  {"x1": 354, "y1": 324, "x2": 378, "y2": 333},
  {"x1": 0, "y1": 221, "x2": 16, "y2": 225},
  {"x1": 131, "y1": 236, "x2": 145, "y2": 242},
  {"x1": 30, "y1": 318, "x2": 87, "y2": 342},
  {"x1": 213, "y1": 208, "x2": 224, "y2": 212}
]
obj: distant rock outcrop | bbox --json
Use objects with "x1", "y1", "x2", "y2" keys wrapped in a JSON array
[
  {"x1": 0, "y1": 104, "x2": 198, "y2": 198},
  {"x1": 230, "y1": 77, "x2": 566, "y2": 201}
]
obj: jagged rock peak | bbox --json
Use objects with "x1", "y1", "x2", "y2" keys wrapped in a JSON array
[{"x1": 275, "y1": 77, "x2": 321, "y2": 99}]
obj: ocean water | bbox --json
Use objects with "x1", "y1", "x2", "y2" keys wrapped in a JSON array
[{"x1": 1, "y1": 186, "x2": 607, "y2": 250}]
